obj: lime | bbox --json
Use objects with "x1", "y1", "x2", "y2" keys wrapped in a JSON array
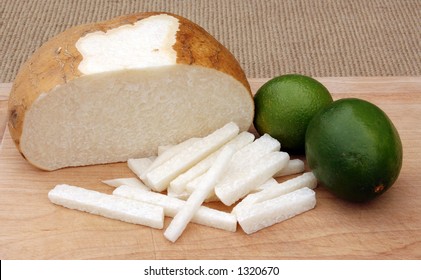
[
  {"x1": 305, "y1": 98, "x2": 403, "y2": 202},
  {"x1": 253, "y1": 74, "x2": 333, "y2": 153}
]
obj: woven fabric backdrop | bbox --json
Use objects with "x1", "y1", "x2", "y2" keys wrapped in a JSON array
[{"x1": 1, "y1": 0, "x2": 420, "y2": 82}]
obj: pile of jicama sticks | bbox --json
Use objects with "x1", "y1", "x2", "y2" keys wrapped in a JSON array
[{"x1": 48, "y1": 122, "x2": 317, "y2": 242}]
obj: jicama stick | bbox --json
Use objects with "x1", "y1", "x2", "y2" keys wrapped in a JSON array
[
  {"x1": 169, "y1": 131, "x2": 254, "y2": 195},
  {"x1": 148, "y1": 137, "x2": 200, "y2": 172},
  {"x1": 274, "y1": 159, "x2": 305, "y2": 177},
  {"x1": 164, "y1": 146, "x2": 235, "y2": 242},
  {"x1": 228, "y1": 133, "x2": 281, "y2": 172},
  {"x1": 102, "y1": 177, "x2": 150, "y2": 190},
  {"x1": 127, "y1": 157, "x2": 154, "y2": 180},
  {"x1": 215, "y1": 151, "x2": 290, "y2": 206},
  {"x1": 145, "y1": 122, "x2": 239, "y2": 191},
  {"x1": 232, "y1": 172, "x2": 317, "y2": 213},
  {"x1": 113, "y1": 185, "x2": 236, "y2": 232},
  {"x1": 236, "y1": 187, "x2": 316, "y2": 234},
  {"x1": 157, "y1": 145, "x2": 173, "y2": 156},
  {"x1": 250, "y1": 177, "x2": 279, "y2": 193},
  {"x1": 48, "y1": 184, "x2": 164, "y2": 229}
]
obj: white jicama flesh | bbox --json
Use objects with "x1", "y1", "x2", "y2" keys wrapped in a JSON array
[
  {"x1": 157, "y1": 145, "x2": 173, "y2": 156},
  {"x1": 228, "y1": 133, "x2": 281, "y2": 172},
  {"x1": 146, "y1": 137, "x2": 201, "y2": 174},
  {"x1": 236, "y1": 187, "x2": 316, "y2": 234},
  {"x1": 232, "y1": 172, "x2": 317, "y2": 213},
  {"x1": 113, "y1": 185, "x2": 236, "y2": 232},
  {"x1": 251, "y1": 177, "x2": 279, "y2": 193},
  {"x1": 102, "y1": 177, "x2": 150, "y2": 191},
  {"x1": 127, "y1": 157, "x2": 154, "y2": 180},
  {"x1": 169, "y1": 131, "x2": 255, "y2": 195},
  {"x1": 9, "y1": 13, "x2": 253, "y2": 171},
  {"x1": 215, "y1": 151, "x2": 290, "y2": 206},
  {"x1": 48, "y1": 184, "x2": 164, "y2": 229},
  {"x1": 274, "y1": 159, "x2": 305, "y2": 177},
  {"x1": 164, "y1": 146, "x2": 235, "y2": 242},
  {"x1": 144, "y1": 122, "x2": 239, "y2": 191}
]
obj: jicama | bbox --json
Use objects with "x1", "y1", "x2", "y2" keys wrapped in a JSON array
[
  {"x1": 48, "y1": 184, "x2": 164, "y2": 229},
  {"x1": 147, "y1": 137, "x2": 201, "y2": 173},
  {"x1": 102, "y1": 177, "x2": 150, "y2": 190},
  {"x1": 127, "y1": 157, "x2": 154, "y2": 180},
  {"x1": 144, "y1": 122, "x2": 239, "y2": 191},
  {"x1": 113, "y1": 185, "x2": 236, "y2": 232},
  {"x1": 169, "y1": 131, "x2": 254, "y2": 195},
  {"x1": 274, "y1": 159, "x2": 305, "y2": 177},
  {"x1": 236, "y1": 187, "x2": 316, "y2": 234},
  {"x1": 232, "y1": 172, "x2": 317, "y2": 213},
  {"x1": 164, "y1": 146, "x2": 235, "y2": 242},
  {"x1": 215, "y1": 151, "x2": 290, "y2": 206}
]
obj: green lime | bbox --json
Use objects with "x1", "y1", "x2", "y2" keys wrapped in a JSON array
[
  {"x1": 253, "y1": 74, "x2": 333, "y2": 153},
  {"x1": 305, "y1": 98, "x2": 403, "y2": 202}
]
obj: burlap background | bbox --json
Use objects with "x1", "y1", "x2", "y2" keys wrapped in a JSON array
[{"x1": 1, "y1": 0, "x2": 420, "y2": 82}]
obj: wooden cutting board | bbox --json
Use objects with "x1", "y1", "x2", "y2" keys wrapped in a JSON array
[{"x1": 0, "y1": 78, "x2": 420, "y2": 260}]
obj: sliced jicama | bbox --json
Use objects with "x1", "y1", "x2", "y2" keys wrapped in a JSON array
[
  {"x1": 228, "y1": 133, "x2": 281, "y2": 172},
  {"x1": 157, "y1": 145, "x2": 173, "y2": 156},
  {"x1": 113, "y1": 185, "x2": 236, "y2": 232},
  {"x1": 169, "y1": 131, "x2": 255, "y2": 195},
  {"x1": 102, "y1": 177, "x2": 150, "y2": 191},
  {"x1": 147, "y1": 137, "x2": 201, "y2": 173},
  {"x1": 166, "y1": 187, "x2": 191, "y2": 201},
  {"x1": 236, "y1": 187, "x2": 316, "y2": 234},
  {"x1": 48, "y1": 184, "x2": 164, "y2": 229},
  {"x1": 215, "y1": 151, "x2": 289, "y2": 206},
  {"x1": 144, "y1": 122, "x2": 239, "y2": 191},
  {"x1": 127, "y1": 157, "x2": 154, "y2": 180},
  {"x1": 274, "y1": 159, "x2": 305, "y2": 177},
  {"x1": 251, "y1": 177, "x2": 279, "y2": 193},
  {"x1": 164, "y1": 146, "x2": 235, "y2": 242},
  {"x1": 232, "y1": 172, "x2": 317, "y2": 213}
]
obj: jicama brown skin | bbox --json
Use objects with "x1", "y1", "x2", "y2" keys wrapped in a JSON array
[{"x1": 8, "y1": 12, "x2": 253, "y2": 170}]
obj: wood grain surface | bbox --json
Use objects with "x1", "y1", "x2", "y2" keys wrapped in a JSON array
[{"x1": 0, "y1": 78, "x2": 420, "y2": 260}]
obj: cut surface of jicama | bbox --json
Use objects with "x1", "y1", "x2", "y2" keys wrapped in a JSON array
[
  {"x1": 147, "y1": 137, "x2": 200, "y2": 174},
  {"x1": 236, "y1": 187, "x2": 316, "y2": 234},
  {"x1": 215, "y1": 151, "x2": 289, "y2": 206},
  {"x1": 102, "y1": 177, "x2": 150, "y2": 190},
  {"x1": 48, "y1": 184, "x2": 164, "y2": 229},
  {"x1": 274, "y1": 159, "x2": 305, "y2": 177},
  {"x1": 127, "y1": 157, "x2": 154, "y2": 180},
  {"x1": 251, "y1": 177, "x2": 279, "y2": 193},
  {"x1": 169, "y1": 131, "x2": 254, "y2": 195},
  {"x1": 164, "y1": 146, "x2": 235, "y2": 242},
  {"x1": 233, "y1": 172, "x2": 317, "y2": 213},
  {"x1": 113, "y1": 185, "x2": 236, "y2": 232},
  {"x1": 144, "y1": 122, "x2": 239, "y2": 191},
  {"x1": 228, "y1": 133, "x2": 281, "y2": 172}
]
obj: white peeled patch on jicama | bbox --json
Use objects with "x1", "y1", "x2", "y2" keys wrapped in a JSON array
[
  {"x1": 169, "y1": 131, "x2": 255, "y2": 195},
  {"x1": 147, "y1": 137, "x2": 201, "y2": 173},
  {"x1": 76, "y1": 14, "x2": 179, "y2": 75},
  {"x1": 274, "y1": 159, "x2": 305, "y2": 177},
  {"x1": 127, "y1": 157, "x2": 154, "y2": 180},
  {"x1": 215, "y1": 151, "x2": 290, "y2": 206},
  {"x1": 232, "y1": 172, "x2": 317, "y2": 214},
  {"x1": 164, "y1": 146, "x2": 235, "y2": 242},
  {"x1": 236, "y1": 187, "x2": 316, "y2": 234},
  {"x1": 102, "y1": 177, "x2": 150, "y2": 191},
  {"x1": 145, "y1": 122, "x2": 239, "y2": 191},
  {"x1": 48, "y1": 184, "x2": 164, "y2": 229},
  {"x1": 113, "y1": 185, "x2": 236, "y2": 232}
]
